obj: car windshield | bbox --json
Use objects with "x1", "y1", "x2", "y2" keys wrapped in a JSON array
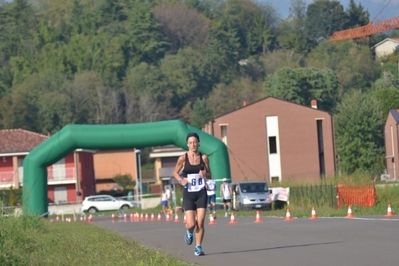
[{"x1": 239, "y1": 183, "x2": 268, "y2": 193}]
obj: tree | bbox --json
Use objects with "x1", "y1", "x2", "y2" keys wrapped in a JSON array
[
  {"x1": 306, "y1": 39, "x2": 378, "y2": 97},
  {"x1": 305, "y1": 0, "x2": 348, "y2": 41},
  {"x1": 264, "y1": 67, "x2": 339, "y2": 112},
  {"x1": 113, "y1": 174, "x2": 135, "y2": 190},
  {"x1": 207, "y1": 77, "x2": 264, "y2": 117},
  {"x1": 334, "y1": 90, "x2": 385, "y2": 175},
  {"x1": 190, "y1": 98, "x2": 213, "y2": 129},
  {"x1": 277, "y1": 0, "x2": 313, "y2": 53},
  {"x1": 345, "y1": 0, "x2": 369, "y2": 29},
  {"x1": 215, "y1": 0, "x2": 277, "y2": 58},
  {"x1": 160, "y1": 47, "x2": 209, "y2": 110},
  {"x1": 153, "y1": 1, "x2": 210, "y2": 53}
]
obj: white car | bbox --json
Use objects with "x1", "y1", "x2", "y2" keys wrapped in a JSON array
[{"x1": 81, "y1": 195, "x2": 135, "y2": 213}]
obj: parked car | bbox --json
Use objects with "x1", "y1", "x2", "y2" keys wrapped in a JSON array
[
  {"x1": 231, "y1": 181, "x2": 272, "y2": 211},
  {"x1": 81, "y1": 195, "x2": 135, "y2": 213}
]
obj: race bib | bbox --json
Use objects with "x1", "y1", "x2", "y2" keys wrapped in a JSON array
[{"x1": 187, "y1": 174, "x2": 205, "y2": 192}]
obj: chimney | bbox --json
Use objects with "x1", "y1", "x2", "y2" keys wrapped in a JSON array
[{"x1": 311, "y1": 99, "x2": 317, "y2": 109}]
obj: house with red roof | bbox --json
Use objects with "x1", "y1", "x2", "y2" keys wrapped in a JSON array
[{"x1": 0, "y1": 129, "x2": 96, "y2": 204}]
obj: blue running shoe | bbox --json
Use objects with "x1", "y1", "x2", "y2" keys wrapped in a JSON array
[
  {"x1": 185, "y1": 230, "x2": 193, "y2": 245},
  {"x1": 194, "y1": 246, "x2": 205, "y2": 256}
]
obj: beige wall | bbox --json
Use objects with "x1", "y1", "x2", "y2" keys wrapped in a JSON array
[
  {"x1": 375, "y1": 40, "x2": 399, "y2": 59},
  {"x1": 93, "y1": 150, "x2": 137, "y2": 180}
]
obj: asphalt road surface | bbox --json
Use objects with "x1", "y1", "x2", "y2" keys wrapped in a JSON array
[{"x1": 93, "y1": 214, "x2": 399, "y2": 266}]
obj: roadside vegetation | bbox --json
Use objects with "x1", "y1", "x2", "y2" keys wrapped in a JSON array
[{"x1": 0, "y1": 215, "x2": 195, "y2": 266}]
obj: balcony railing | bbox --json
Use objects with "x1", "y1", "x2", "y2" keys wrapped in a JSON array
[
  {"x1": 47, "y1": 167, "x2": 76, "y2": 181},
  {"x1": 1, "y1": 167, "x2": 77, "y2": 186}
]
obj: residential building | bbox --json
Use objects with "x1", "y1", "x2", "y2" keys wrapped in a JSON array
[
  {"x1": 149, "y1": 145, "x2": 185, "y2": 189},
  {"x1": 203, "y1": 97, "x2": 336, "y2": 183},
  {"x1": 384, "y1": 109, "x2": 399, "y2": 181},
  {"x1": 371, "y1": 38, "x2": 399, "y2": 60},
  {"x1": 0, "y1": 129, "x2": 96, "y2": 204}
]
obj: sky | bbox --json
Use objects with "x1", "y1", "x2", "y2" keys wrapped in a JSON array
[{"x1": 265, "y1": 0, "x2": 399, "y2": 22}]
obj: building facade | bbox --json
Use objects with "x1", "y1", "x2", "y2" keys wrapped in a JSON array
[
  {"x1": 384, "y1": 109, "x2": 399, "y2": 181},
  {"x1": 203, "y1": 97, "x2": 336, "y2": 183},
  {"x1": 0, "y1": 129, "x2": 95, "y2": 204}
]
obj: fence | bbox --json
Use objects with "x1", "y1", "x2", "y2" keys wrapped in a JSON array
[
  {"x1": 336, "y1": 184, "x2": 376, "y2": 208},
  {"x1": 289, "y1": 183, "x2": 337, "y2": 208}
]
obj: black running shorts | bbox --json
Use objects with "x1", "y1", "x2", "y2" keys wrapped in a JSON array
[{"x1": 183, "y1": 188, "x2": 207, "y2": 211}]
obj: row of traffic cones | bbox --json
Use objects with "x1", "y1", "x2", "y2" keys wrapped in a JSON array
[{"x1": 283, "y1": 204, "x2": 395, "y2": 221}]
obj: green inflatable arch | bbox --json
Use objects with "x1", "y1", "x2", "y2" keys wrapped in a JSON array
[{"x1": 23, "y1": 120, "x2": 231, "y2": 216}]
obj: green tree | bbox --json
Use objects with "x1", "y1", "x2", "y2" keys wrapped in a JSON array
[
  {"x1": 277, "y1": 0, "x2": 313, "y2": 53},
  {"x1": 190, "y1": 98, "x2": 213, "y2": 129},
  {"x1": 113, "y1": 174, "x2": 135, "y2": 190},
  {"x1": 371, "y1": 85, "x2": 399, "y2": 121},
  {"x1": 334, "y1": 90, "x2": 385, "y2": 175},
  {"x1": 305, "y1": 0, "x2": 348, "y2": 41},
  {"x1": 153, "y1": 1, "x2": 210, "y2": 53},
  {"x1": 264, "y1": 67, "x2": 339, "y2": 112},
  {"x1": 345, "y1": 0, "x2": 369, "y2": 29},
  {"x1": 216, "y1": 0, "x2": 277, "y2": 58},
  {"x1": 306, "y1": 39, "x2": 378, "y2": 97}
]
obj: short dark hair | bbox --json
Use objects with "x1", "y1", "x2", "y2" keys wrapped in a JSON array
[{"x1": 186, "y1": 132, "x2": 200, "y2": 142}]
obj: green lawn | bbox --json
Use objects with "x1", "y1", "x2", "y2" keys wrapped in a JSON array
[{"x1": 0, "y1": 215, "x2": 195, "y2": 266}]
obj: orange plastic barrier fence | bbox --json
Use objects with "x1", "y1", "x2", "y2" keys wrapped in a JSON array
[
  {"x1": 336, "y1": 184, "x2": 376, "y2": 208},
  {"x1": 329, "y1": 16, "x2": 399, "y2": 42}
]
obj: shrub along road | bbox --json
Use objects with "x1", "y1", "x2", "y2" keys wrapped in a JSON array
[{"x1": 93, "y1": 214, "x2": 399, "y2": 266}]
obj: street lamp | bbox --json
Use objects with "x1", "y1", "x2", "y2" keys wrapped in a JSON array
[{"x1": 134, "y1": 149, "x2": 142, "y2": 208}]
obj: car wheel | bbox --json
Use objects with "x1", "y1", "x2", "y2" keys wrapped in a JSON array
[
  {"x1": 121, "y1": 205, "x2": 129, "y2": 210},
  {"x1": 88, "y1": 207, "x2": 97, "y2": 213}
]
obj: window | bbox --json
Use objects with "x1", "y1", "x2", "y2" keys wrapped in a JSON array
[
  {"x1": 269, "y1": 136, "x2": 277, "y2": 154},
  {"x1": 220, "y1": 125, "x2": 228, "y2": 145}
]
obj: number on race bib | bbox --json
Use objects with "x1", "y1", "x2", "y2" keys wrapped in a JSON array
[
  {"x1": 191, "y1": 178, "x2": 203, "y2": 186},
  {"x1": 187, "y1": 174, "x2": 205, "y2": 192}
]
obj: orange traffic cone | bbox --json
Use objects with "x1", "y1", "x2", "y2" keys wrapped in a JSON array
[
  {"x1": 309, "y1": 207, "x2": 318, "y2": 220},
  {"x1": 228, "y1": 212, "x2": 238, "y2": 224},
  {"x1": 208, "y1": 213, "x2": 217, "y2": 225},
  {"x1": 183, "y1": 214, "x2": 187, "y2": 224},
  {"x1": 254, "y1": 210, "x2": 262, "y2": 223},
  {"x1": 345, "y1": 205, "x2": 355, "y2": 218},
  {"x1": 284, "y1": 209, "x2": 293, "y2": 221},
  {"x1": 385, "y1": 204, "x2": 394, "y2": 217},
  {"x1": 56, "y1": 216, "x2": 60, "y2": 222},
  {"x1": 174, "y1": 213, "x2": 180, "y2": 222},
  {"x1": 145, "y1": 213, "x2": 149, "y2": 221},
  {"x1": 88, "y1": 214, "x2": 93, "y2": 222},
  {"x1": 150, "y1": 213, "x2": 155, "y2": 221},
  {"x1": 165, "y1": 213, "x2": 171, "y2": 222},
  {"x1": 130, "y1": 213, "x2": 133, "y2": 221},
  {"x1": 111, "y1": 213, "x2": 115, "y2": 219},
  {"x1": 157, "y1": 213, "x2": 162, "y2": 221}
]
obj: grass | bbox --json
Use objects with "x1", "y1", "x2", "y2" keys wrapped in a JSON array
[
  {"x1": 0, "y1": 216, "x2": 195, "y2": 266},
  {"x1": 3, "y1": 177, "x2": 399, "y2": 265}
]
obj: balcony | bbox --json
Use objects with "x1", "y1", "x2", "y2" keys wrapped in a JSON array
[
  {"x1": 0, "y1": 171, "x2": 14, "y2": 187},
  {"x1": 0, "y1": 167, "x2": 78, "y2": 187}
]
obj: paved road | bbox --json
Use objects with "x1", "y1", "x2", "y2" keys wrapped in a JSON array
[{"x1": 93, "y1": 214, "x2": 399, "y2": 266}]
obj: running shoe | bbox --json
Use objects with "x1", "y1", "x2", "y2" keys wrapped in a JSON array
[
  {"x1": 184, "y1": 230, "x2": 193, "y2": 245},
  {"x1": 194, "y1": 246, "x2": 205, "y2": 256}
]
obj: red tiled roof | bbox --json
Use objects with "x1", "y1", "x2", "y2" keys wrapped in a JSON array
[{"x1": 0, "y1": 129, "x2": 48, "y2": 153}]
